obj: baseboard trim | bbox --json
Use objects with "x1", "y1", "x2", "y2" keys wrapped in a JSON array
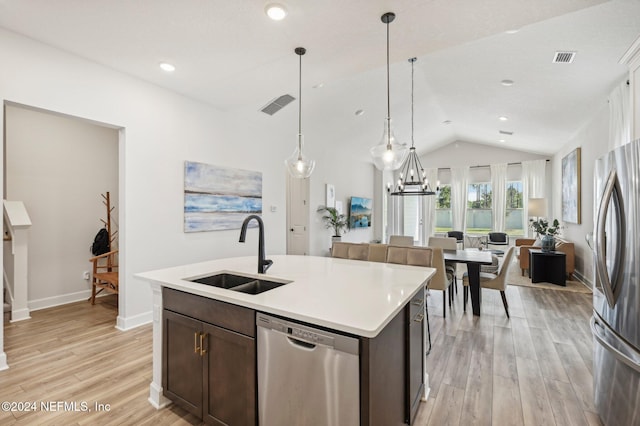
[
  {"x1": 116, "y1": 311, "x2": 152, "y2": 331},
  {"x1": 28, "y1": 289, "x2": 96, "y2": 311},
  {"x1": 148, "y1": 382, "x2": 172, "y2": 409},
  {"x1": 9, "y1": 307, "x2": 30, "y2": 322},
  {"x1": 0, "y1": 352, "x2": 8, "y2": 371},
  {"x1": 573, "y1": 270, "x2": 593, "y2": 290}
]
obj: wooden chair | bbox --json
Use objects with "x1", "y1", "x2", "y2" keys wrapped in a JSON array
[{"x1": 90, "y1": 250, "x2": 119, "y2": 304}]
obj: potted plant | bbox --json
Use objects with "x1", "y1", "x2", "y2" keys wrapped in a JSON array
[
  {"x1": 529, "y1": 218, "x2": 562, "y2": 252},
  {"x1": 317, "y1": 206, "x2": 348, "y2": 242}
]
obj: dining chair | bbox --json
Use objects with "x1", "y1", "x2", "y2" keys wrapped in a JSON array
[
  {"x1": 427, "y1": 236, "x2": 458, "y2": 295},
  {"x1": 387, "y1": 246, "x2": 454, "y2": 319},
  {"x1": 446, "y1": 231, "x2": 465, "y2": 249},
  {"x1": 462, "y1": 246, "x2": 515, "y2": 317},
  {"x1": 388, "y1": 235, "x2": 414, "y2": 246}
]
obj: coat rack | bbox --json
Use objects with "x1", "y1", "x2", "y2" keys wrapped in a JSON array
[{"x1": 100, "y1": 191, "x2": 117, "y2": 248}]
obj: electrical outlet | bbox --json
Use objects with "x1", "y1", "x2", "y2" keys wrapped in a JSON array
[{"x1": 83, "y1": 271, "x2": 90, "y2": 280}]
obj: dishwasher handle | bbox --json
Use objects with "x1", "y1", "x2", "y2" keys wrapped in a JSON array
[{"x1": 287, "y1": 336, "x2": 317, "y2": 350}]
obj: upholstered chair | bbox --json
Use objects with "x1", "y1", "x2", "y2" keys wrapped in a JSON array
[
  {"x1": 487, "y1": 232, "x2": 509, "y2": 248},
  {"x1": 446, "y1": 231, "x2": 464, "y2": 249},
  {"x1": 427, "y1": 236, "x2": 458, "y2": 294},
  {"x1": 462, "y1": 246, "x2": 515, "y2": 318},
  {"x1": 388, "y1": 235, "x2": 414, "y2": 247}
]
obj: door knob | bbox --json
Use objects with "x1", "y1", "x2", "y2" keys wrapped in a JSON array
[{"x1": 290, "y1": 228, "x2": 294, "y2": 232}]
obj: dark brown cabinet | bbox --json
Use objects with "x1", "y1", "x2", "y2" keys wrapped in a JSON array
[
  {"x1": 406, "y1": 292, "x2": 425, "y2": 424},
  {"x1": 162, "y1": 288, "x2": 256, "y2": 425}
]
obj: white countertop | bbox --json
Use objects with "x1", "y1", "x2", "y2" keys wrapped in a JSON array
[{"x1": 137, "y1": 255, "x2": 435, "y2": 338}]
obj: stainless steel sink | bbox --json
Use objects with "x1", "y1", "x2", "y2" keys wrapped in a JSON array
[
  {"x1": 187, "y1": 273, "x2": 290, "y2": 295},
  {"x1": 189, "y1": 273, "x2": 255, "y2": 289}
]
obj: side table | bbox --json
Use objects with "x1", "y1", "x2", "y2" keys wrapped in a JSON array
[{"x1": 529, "y1": 249, "x2": 566, "y2": 286}]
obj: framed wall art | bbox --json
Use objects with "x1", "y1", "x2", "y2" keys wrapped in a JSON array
[
  {"x1": 184, "y1": 161, "x2": 262, "y2": 232},
  {"x1": 561, "y1": 147, "x2": 581, "y2": 224}
]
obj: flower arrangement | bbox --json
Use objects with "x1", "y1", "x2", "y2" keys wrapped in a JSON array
[
  {"x1": 529, "y1": 218, "x2": 562, "y2": 237},
  {"x1": 317, "y1": 206, "x2": 348, "y2": 237}
]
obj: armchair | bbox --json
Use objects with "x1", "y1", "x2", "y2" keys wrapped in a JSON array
[{"x1": 487, "y1": 232, "x2": 509, "y2": 247}]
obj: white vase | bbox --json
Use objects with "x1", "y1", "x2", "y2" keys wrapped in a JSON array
[{"x1": 331, "y1": 236, "x2": 342, "y2": 243}]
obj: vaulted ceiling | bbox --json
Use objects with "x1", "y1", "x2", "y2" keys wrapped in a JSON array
[{"x1": 1, "y1": 0, "x2": 639, "y2": 158}]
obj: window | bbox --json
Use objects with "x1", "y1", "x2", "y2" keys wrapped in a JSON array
[
  {"x1": 435, "y1": 185, "x2": 452, "y2": 232},
  {"x1": 505, "y1": 181, "x2": 524, "y2": 235},
  {"x1": 466, "y1": 183, "x2": 492, "y2": 234}
]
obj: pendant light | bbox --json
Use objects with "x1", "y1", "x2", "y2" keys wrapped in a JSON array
[
  {"x1": 370, "y1": 12, "x2": 408, "y2": 171},
  {"x1": 388, "y1": 58, "x2": 438, "y2": 196},
  {"x1": 285, "y1": 47, "x2": 315, "y2": 179}
]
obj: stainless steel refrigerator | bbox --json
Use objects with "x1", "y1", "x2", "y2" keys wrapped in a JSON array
[{"x1": 592, "y1": 138, "x2": 640, "y2": 426}]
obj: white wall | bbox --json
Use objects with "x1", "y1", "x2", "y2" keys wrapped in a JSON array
[
  {"x1": 0, "y1": 28, "x2": 297, "y2": 330},
  {"x1": 0, "y1": 26, "x2": 380, "y2": 333},
  {"x1": 552, "y1": 102, "x2": 610, "y2": 285},
  {"x1": 5, "y1": 105, "x2": 118, "y2": 307}
]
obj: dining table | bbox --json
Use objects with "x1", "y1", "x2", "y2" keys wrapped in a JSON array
[{"x1": 442, "y1": 249, "x2": 493, "y2": 316}]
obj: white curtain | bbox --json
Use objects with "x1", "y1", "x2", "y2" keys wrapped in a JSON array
[
  {"x1": 608, "y1": 79, "x2": 631, "y2": 151},
  {"x1": 490, "y1": 163, "x2": 508, "y2": 232},
  {"x1": 421, "y1": 168, "x2": 439, "y2": 243},
  {"x1": 521, "y1": 159, "x2": 547, "y2": 237},
  {"x1": 450, "y1": 167, "x2": 469, "y2": 232}
]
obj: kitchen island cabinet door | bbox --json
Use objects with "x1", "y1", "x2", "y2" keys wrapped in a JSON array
[
  {"x1": 407, "y1": 293, "x2": 425, "y2": 424},
  {"x1": 162, "y1": 310, "x2": 203, "y2": 418},
  {"x1": 203, "y1": 323, "x2": 256, "y2": 425}
]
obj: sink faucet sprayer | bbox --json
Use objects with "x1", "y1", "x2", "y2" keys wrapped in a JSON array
[{"x1": 239, "y1": 215, "x2": 273, "y2": 274}]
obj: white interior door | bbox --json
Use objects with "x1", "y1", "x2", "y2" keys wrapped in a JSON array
[{"x1": 286, "y1": 174, "x2": 310, "y2": 255}]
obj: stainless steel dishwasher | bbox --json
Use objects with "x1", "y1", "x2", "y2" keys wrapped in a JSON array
[{"x1": 256, "y1": 313, "x2": 360, "y2": 426}]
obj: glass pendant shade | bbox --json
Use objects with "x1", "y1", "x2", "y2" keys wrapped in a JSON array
[
  {"x1": 370, "y1": 118, "x2": 408, "y2": 170},
  {"x1": 285, "y1": 134, "x2": 315, "y2": 178},
  {"x1": 286, "y1": 46, "x2": 315, "y2": 179}
]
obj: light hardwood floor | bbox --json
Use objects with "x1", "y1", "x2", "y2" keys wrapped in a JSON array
[
  {"x1": 0, "y1": 285, "x2": 600, "y2": 425},
  {"x1": 418, "y1": 282, "x2": 601, "y2": 426}
]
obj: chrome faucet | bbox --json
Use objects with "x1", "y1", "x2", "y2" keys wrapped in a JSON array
[{"x1": 239, "y1": 215, "x2": 273, "y2": 274}]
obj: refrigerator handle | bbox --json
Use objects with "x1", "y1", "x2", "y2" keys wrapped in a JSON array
[
  {"x1": 595, "y1": 169, "x2": 624, "y2": 309},
  {"x1": 591, "y1": 316, "x2": 640, "y2": 373}
]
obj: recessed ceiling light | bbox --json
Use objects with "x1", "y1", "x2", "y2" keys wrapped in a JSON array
[
  {"x1": 355, "y1": 109, "x2": 365, "y2": 116},
  {"x1": 159, "y1": 62, "x2": 175, "y2": 72},
  {"x1": 312, "y1": 83, "x2": 324, "y2": 89},
  {"x1": 501, "y1": 79, "x2": 514, "y2": 86},
  {"x1": 265, "y1": 3, "x2": 287, "y2": 20},
  {"x1": 499, "y1": 139, "x2": 506, "y2": 143},
  {"x1": 442, "y1": 120, "x2": 452, "y2": 125},
  {"x1": 505, "y1": 29, "x2": 519, "y2": 34},
  {"x1": 499, "y1": 116, "x2": 509, "y2": 121}
]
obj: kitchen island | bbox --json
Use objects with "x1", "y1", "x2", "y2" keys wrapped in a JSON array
[{"x1": 137, "y1": 255, "x2": 435, "y2": 425}]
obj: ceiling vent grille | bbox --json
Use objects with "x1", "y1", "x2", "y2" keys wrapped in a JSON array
[
  {"x1": 553, "y1": 51, "x2": 576, "y2": 63},
  {"x1": 260, "y1": 94, "x2": 295, "y2": 115},
  {"x1": 499, "y1": 130, "x2": 513, "y2": 135}
]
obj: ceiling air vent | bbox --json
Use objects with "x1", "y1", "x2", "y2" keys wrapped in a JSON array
[
  {"x1": 499, "y1": 130, "x2": 513, "y2": 136},
  {"x1": 260, "y1": 94, "x2": 295, "y2": 115},
  {"x1": 553, "y1": 51, "x2": 576, "y2": 63}
]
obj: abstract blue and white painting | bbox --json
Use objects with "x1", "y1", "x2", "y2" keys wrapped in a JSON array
[{"x1": 184, "y1": 161, "x2": 262, "y2": 232}]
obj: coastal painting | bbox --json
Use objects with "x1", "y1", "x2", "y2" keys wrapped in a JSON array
[
  {"x1": 561, "y1": 147, "x2": 581, "y2": 224},
  {"x1": 184, "y1": 161, "x2": 262, "y2": 232},
  {"x1": 349, "y1": 196, "x2": 372, "y2": 228}
]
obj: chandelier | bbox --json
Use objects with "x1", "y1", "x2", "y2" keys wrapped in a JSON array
[{"x1": 388, "y1": 57, "x2": 438, "y2": 196}]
